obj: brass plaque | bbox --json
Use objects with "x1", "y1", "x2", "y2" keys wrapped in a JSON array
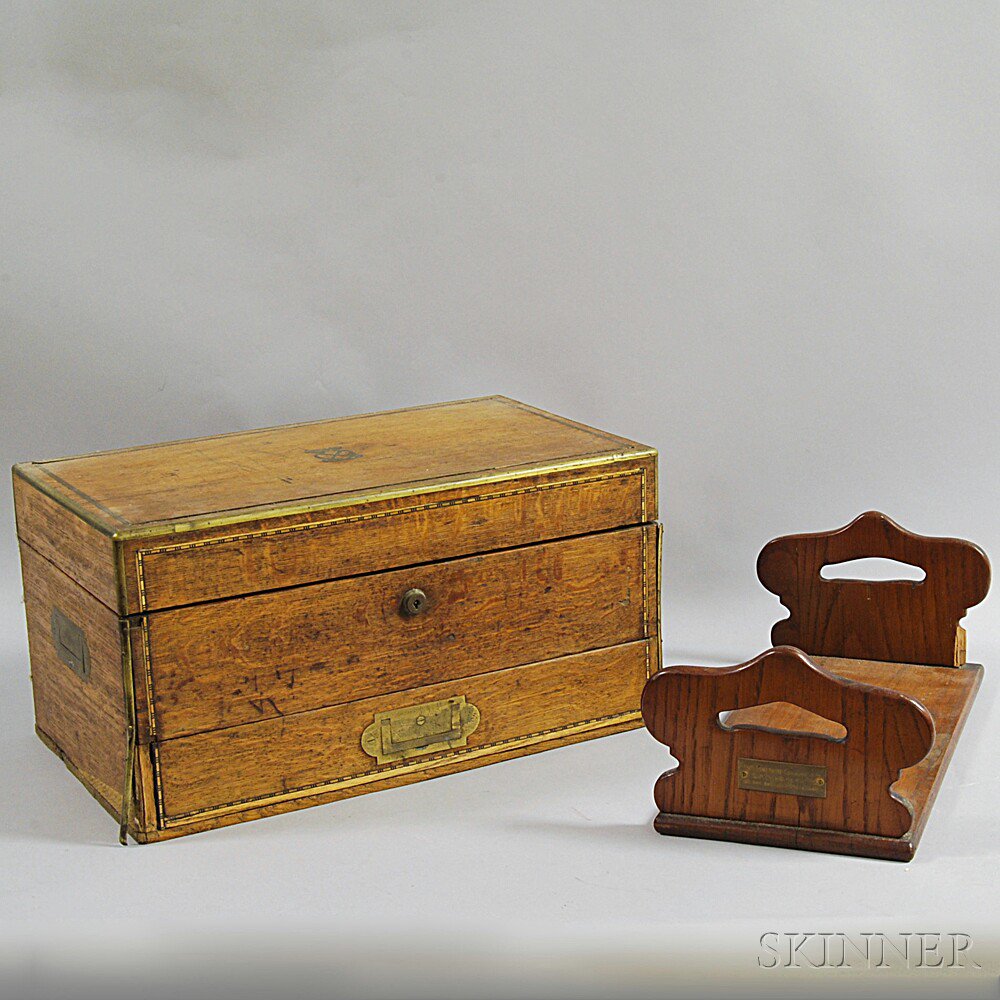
[
  {"x1": 361, "y1": 695, "x2": 481, "y2": 765},
  {"x1": 50, "y1": 607, "x2": 90, "y2": 680},
  {"x1": 737, "y1": 757, "x2": 827, "y2": 798}
]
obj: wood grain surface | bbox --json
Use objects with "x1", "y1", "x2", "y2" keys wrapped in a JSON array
[
  {"x1": 19, "y1": 543, "x2": 127, "y2": 814},
  {"x1": 757, "y1": 511, "x2": 991, "y2": 666},
  {"x1": 13, "y1": 472, "x2": 119, "y2": 610},
  {"x1": 142, "y1": 525, "x2": 653, "y2": 739},
  {"x1": 123, "y1": 458, "x2": 653, "y2": 613},
  {"x1": 642, "y1": 646, "x2": 935, "y2": 839},
  {"x1": 812, "y1": 655, "x2": 980, "y2": 849},
  {"x1": 654, "y1": 656, "x2": 982, "y2": 861},
  {"x1": 14, "y1": 397, "x2": 661, "y2": 841},
  {"x1": 154, "y1": 639, "x2": 651, "y2": 830},
  {"x1": 722, "y1": 656, "x2": 982, "y2": 852},
  {"x1": 18, "y1": 396, "x2": 651, "y2": 528},
  {"x1": 650, "y1": 813, "x2": 918, "y2": 861},
  {"x1": 136, "y1": 710, "x2": 644, "y2": 843}
]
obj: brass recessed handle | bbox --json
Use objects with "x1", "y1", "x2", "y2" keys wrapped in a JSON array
[
  {"x1": 400, "y1": 587, "x2": 428, "y2": 617},
  {"x1": 51, "y1": 607, "x2": 90, "y2": 680},
  {"x1": 361, "y1": 695, "x2": 481, "y2": 764}
]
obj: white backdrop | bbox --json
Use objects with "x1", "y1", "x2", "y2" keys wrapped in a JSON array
[{"x1": 1, "y1": 4, "x2": 998, "y2": 998}]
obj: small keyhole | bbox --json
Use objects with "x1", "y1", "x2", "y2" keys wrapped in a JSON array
[{"x1": 400, "y1": 588, "x2": 428, "y2": 617}]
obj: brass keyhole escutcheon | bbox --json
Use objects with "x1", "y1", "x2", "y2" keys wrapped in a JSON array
[{"x1": 400, "y1": 588, "x2": 428, "y2": 617}]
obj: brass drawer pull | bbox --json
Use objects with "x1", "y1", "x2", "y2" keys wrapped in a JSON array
[
  {"x1": 361, "y1": 695, "x2": 480, "y2": 764},
  {"x1": 399, "y1": 587, "x2": 428, "y2": 617}
]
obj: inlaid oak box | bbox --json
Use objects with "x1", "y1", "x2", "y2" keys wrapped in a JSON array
[{"x1": 13, "y1": 397, "x2": 660, "y2": 841}]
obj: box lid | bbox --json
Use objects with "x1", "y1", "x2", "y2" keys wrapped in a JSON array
[
  {"x1": 15, "y1": 397, "x2": 656, "y2": 614},
  {"x1": 17, "y1": 397, "x2": 651, "y2": 534}
]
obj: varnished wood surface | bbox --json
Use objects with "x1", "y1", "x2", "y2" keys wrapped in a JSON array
[
  {"x1": 652, "y1": 812, "x2": 918, "y2": 861},
  {"x1": 817, "y1": 656, "x2": 981, "y2": 849},
  {"x1": 20, "y1": 543, "x2": 127, "y2": 814},
  {"x1": 642, "y1": 647, "x2": 935, "y2": 839},
  {"x1": 154, "y1": 639, "x2": 652, "y2": 831},
  {"x1": 722, "y1": 656, "x2": 982, "y2": 855},
  {"x1": 18, "y1": 396, "x2": 652, "y2": 529},
  {"x1": 142, "y1": 525, "x2": 652, "y2": 740},
  {"x1": 136, "y1": 711, "x2": 643, "y2": 843},
  {"x1": 36, "y1": 726, "x2": 125, "y2": 825},
  {"x1": 644, "y1": 514, "x2": 987, "y2": 860},
  {"x1": 721, "y1": 700, "x2": 845, "y2": 740},
  {"x1": 123, "y1": 458, "x2": 654, "y2": 613},
  {"x1": 13, "y1": 472, "x2": 119, "y2": 611},
  {"x1": 14, "y1": 397, "x2": 661, "y2": 841},
  {"x1": 757, "y1": 511, "x2": 991, "y2": 666}
]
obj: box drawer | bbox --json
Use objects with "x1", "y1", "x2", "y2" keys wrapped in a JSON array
[
  {"x1": 151, "y1": 639, "x2": 651, "y2": 831},
  {"x1": 125, "y1": 461, "x2": 653, "y2": 613},
  {"x1": 138, "y1": 525, "x2": 655, "y2": 740},
  {"x1": 15, "y1": 396, "x2": 661, "y2": 843}
]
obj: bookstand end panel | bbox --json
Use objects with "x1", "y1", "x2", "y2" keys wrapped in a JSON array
[{"x1": 643, "y1": 512, "x2": 989, "y2": 861}]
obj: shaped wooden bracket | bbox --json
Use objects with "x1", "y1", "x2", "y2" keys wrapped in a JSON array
[
  {"x1": 643, "y1": 513, "x2": 989, "y2": 860},
  {"x1": 643, "y1": 647, "x2": 936, "y2": 859},
  {"x1": 757, "y1": 510, "x2": 990, "y2": 666}
]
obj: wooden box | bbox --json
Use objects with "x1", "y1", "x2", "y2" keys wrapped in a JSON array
[{"x1": 14, "y1": 397, "x2": 660, "y2": 842}]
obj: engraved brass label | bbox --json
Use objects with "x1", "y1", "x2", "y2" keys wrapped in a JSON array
[
  {"x1": 737, "y1": 757, "x2": 827, "y2": 798},
  {"x1": 305, "y1": 446, "x2": 362, "y2": 462},
  {"x1": 361, "y1": 696, "x2": 481, "y2": 765}
]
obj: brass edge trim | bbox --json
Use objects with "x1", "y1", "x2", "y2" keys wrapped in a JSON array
[
  {"x1": 19, "y1": 395, "x2": 652, "y2": 539},
  {"x1": 34, "y1": 465, "x2": 131, "y2": 526},
  {"x1": 32, "y1": 397, "x2": 504, "y2": 465},
  {"x1": 12, "y1": 465, "x2": 119, "y2": 538},
  {"x1": 118, "y1": 619, "x2": 137, "y2": 844},
  {"x1": 159, "y1": 709, "x2": 643, "y2": 828},
  {"x1": 655, "y1": 522, "x2": 664, "y2": 673},
  {"x1": 498, "y1": 397, "x2": 655, "y2": 451},
  {"x1": 133, "y1": 466, "x2": 648, "y2": 613},
  {"x1": 117, "y1": 449, "x2": 658, "y2": 541},
  {"x1": 35, "y1": 724, "x2": 124, "y2": 825},
  {"x1": 29, "y1": 395, "x2": 649, "y2": 474},
  {"x1": 113, "y1": 537, "x2": 129, "y2": 617},
  {"x1": 135, "y1": 469, "x2": 647, "y2": 737},
  {"x1": 641, "y1": 523, "x2": 650, "y2": 679}
]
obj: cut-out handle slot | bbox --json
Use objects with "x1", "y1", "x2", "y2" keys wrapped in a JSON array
[
  {"x1": 820, "y1": 557, "x2": 926, "y2": 583},
  {"x1": 641, "y1": 646, "x2": 937, "y2": 842},
  {"x1": 757, "y1": 511, "x2": 991, "y2": 665},
  {"x1": 719, "y1": 701, "x2": 847, "y2": 742}
]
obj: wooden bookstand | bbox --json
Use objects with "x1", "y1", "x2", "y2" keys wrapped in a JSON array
[{"x1": 642, "y1": 512, "x2": 990, "y2": 860}]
